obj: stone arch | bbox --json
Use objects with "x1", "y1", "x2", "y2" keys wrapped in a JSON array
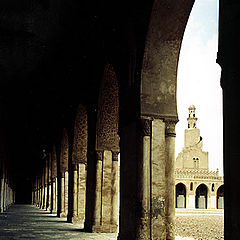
[
  {"x1": 90, "y1": 64, "x2": 120, "y2": 232},
  {"x1": 96, "y1": 64, "x2": 119, "y2": 151},
  {"x1": 141, "y1": 0, "x2": 194, "y2": 119},
  {"x1": 195, "y1": 183, "x2": 208, "y2": 209},
  {"x1": 70, "y1": 104, "x2": 88, "y2": 224},
  {"x1": 119, "y1": 1, "x2": 195, "y2": 239},
  {"x1": 217, "y1": 185, "x2": 224, "y2": 209},
  {"x1": 176, "y1": 183, "x2": 186, "y2": 208},
  {"x1": 60, "y1": 129, "x2": 69, "y2": 173},
  {"x1": 72, "y1": 104, "x2": 88, "y2": 165}
]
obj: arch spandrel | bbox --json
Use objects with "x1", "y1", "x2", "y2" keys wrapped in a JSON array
[
  {"x1": 141, "y1": 0, "x2": 194, "y2": 119},
  {"x1": 96, "y1": 64, "x2": 120, "y2": 151},
  {"x1": 72, "y1": 104, "x2": 88, "y2": 165}
]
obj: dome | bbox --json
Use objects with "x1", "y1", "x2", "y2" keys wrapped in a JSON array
[{"x1": 188, "y1": 105, "x2": 196, "y2": 110}]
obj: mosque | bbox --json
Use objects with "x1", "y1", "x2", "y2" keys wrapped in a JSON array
[{"x1": 175, "y1": 105, "x2": 224, "y2": 209}]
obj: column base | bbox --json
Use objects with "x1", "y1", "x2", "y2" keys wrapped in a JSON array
[
  {"x1": 91, "y1": 224, "x2": 118, "y2": 233},
  {"x1": 71, "y1": 216, "x2": 85, "y2": 226},
  {"x1": 60, "y1": 212, "x2": 67, "y2": 218}
]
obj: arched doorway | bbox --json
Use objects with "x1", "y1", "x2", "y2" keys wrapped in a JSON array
[
  {"x1": 217, "y1": 185, "x2": 224, "y2": 209},
  {"x1": 176, "y1": 183, "x2": 186, "y2": 208},
  {"x1": 195, "y1": 184, "x2": 208, "y2": 209}
]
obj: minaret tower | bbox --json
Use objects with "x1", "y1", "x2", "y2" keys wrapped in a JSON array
[
  {"x1": 184, "y1": 105, "x2": 202, "y2": 148},
  {"x1": 187, "y1": 105, "x2": 197, "y2": 129}
]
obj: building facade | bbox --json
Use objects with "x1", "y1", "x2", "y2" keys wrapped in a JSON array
[{"x1": 175, "y1": 105, "x2": 224, "y2": 209}]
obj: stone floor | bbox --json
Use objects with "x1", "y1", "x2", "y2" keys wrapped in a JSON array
[
  {"x1": 0, "y1": 205, "x2": 117, "y2": 239},
  {"x1": 0, "y1": 205, "x2": 224, "y2": 239}
]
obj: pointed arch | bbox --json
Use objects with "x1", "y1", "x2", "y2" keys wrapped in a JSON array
[
  {"x1": 96, "y1": 64, "x2": 120, "y2": 151},
  {"x1": 72, "y1": 104, "x2": 88, "y2": 165},
  {"x1": 176, "y1": 183, "x2": 186, "y2": 208},
  {"x1": 195, "y1": 183, "x2": 208, "y2": 209},
  {"x1": 60, "y1": 129, "x2": 69, "y2": 173},
  {"x1": 217, "y1": 185, "x2": 224, "y2": 209}
]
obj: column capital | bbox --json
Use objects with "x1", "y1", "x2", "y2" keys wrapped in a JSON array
[
  {"x1": 73, "y1": 163, "x2": 78, "y2": 171},
  {"x1": 140, "y1": 118, "x2": 152, "y2": 136},
  {"x1": 96, "y1": 150, "x2": 103, "y2": 161},
  {"x1": 165, "y1": 120, "x2": 176, "y2": 137},
  {"x1": 112, "y1": 151, "x2": 119, "y2": 161}
]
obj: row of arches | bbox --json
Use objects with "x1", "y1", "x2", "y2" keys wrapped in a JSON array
[
  {"x1": 32, "y1": 64, "x2": 120, "y2": 232},
  {"x1": 176, "y1": 183, "x2": 224, "y2": 209}
]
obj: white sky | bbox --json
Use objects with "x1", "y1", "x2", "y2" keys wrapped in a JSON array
[{"x1": 175, "y1": 0, "x2": 223, "y2": 175}]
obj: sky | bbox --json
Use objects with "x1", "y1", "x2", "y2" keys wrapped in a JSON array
[{"x1": 175, "y1": 0, "x2": 223, "y2": 175}]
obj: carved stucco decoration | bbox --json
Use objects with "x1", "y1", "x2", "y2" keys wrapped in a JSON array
[
  {"x1": 72, "y1": 104, "x2": 88, "y2": 165},
  {"x1": 60, "y1": 128, "x2": 69, "y2": 173},
  {"x1": 96, "y1": 64, "x2": 120, "y2": 151}
]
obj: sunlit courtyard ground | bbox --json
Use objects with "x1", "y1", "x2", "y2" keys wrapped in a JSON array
[{"x1": 175, "y1": 210, "x2": 224, "y2": 240}]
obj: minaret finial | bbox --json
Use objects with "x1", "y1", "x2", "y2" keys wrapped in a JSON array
[{"x1": 187, "y1": 105, "x2": 197, "y2": 128}]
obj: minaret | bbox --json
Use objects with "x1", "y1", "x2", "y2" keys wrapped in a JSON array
[
  {"x1": 184, "y1": 105, "x2": 202, "y2": 148},
  {"x1": 187, "y1": 105, "x2": 197, "y2": 129}
]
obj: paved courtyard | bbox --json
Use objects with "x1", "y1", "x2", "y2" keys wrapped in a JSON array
[{"x1": 0, "y1": 205, "x2": 224, "y2": 239}]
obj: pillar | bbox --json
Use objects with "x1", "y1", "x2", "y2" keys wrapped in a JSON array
[
  {"x1": 118, "y1": 118, "x2": 176, "y2": 240},
  {"x1": 92, "y1": 150, "x2": 102, "y2": 228},
  {"x1": 165, "y1": 120, "x2": 176, "y2": 240},
  {"x1": 72, "y1": 164, "x2": 78, "y2": 223},
  {"x1": 0, "y1": 175, "x2": 4, "y2": 212},
  {"x1": 77, "y1": 162, "x2": 87, "y2": 226},
  {"x1": 60, "y1": 172, "x2": 66, "y2": 217},
  {"x1": 52, "y1": 179, "x2": 57, "y2": 213},
  {"x1": 111, "y1": 151, "x2": 119, "y2": 227},
  {"x1": 47, "y1": 156, "x2": 52, "y2": 211},
  {"x1": 64, "y1": 171, "x2": 68, "y2": 216}
]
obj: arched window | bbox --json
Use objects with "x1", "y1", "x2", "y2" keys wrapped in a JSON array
[{"x1": 190, "y1": 182, "x2": 193, "y2": 191}]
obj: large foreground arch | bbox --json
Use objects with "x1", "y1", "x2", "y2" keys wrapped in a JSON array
[{"x1": 118, "y1": 0, "x2": 194, "y2": 239}]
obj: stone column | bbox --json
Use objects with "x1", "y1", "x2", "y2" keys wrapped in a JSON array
[
  {"x1": 52, "y1": 179, "x2": 57, "y2": 213},
  {"x1": 41, "y1": 168, "x2": 46, "y2": 209},
  {"x1": 0, "y1": 176, "x2": 4, "y2": 212},
  {"x1": 64, "y1": 171, "x2": 68, "y2": 216},
  {"x1": 72, "y1": 164, "x2": 78, "y2": 222},
  {"x1": 151, "y1": 119, "x2": 167, "y2": 239},
  {"x1": 111, "y1": 151, "x2": 119, "y2": 228},
  {"x1": 165, "y1": 120, "x2": 176, "y2": 240},
  {"x1": 48, "y1": 156, "x2": 52, "y2": 211},
  {"x1": 78, "y1": 162, "x2": 87, "y2": 226},
  {"x1": 55, "y1": 178, "x2": 58, "y2": 213},
  {"x1": 60, "y1": 172, "x2": 66, "y2": 217},
  {"x1": 93, "y1": 150, "x2": 103, "y2": 227},
  {"x1": 135, "y1": 119, "x2": 151, "y2": 240},
  {"x1": 3, "y1": 179, "x2": 7, "y2": 211}
]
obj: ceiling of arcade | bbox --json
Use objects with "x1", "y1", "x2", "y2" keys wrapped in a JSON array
[{"x1": 0, "y1": 0, "x2": 153, "y2": 184}]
